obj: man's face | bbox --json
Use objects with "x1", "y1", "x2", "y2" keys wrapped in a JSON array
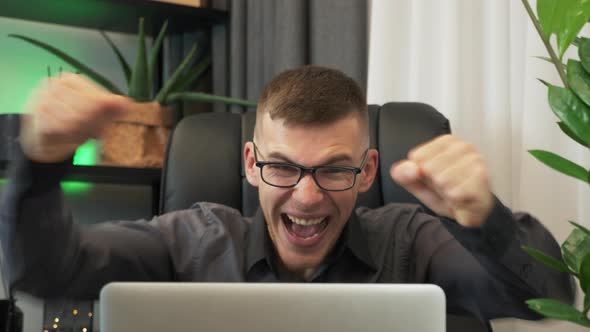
[{"x1": 244, "y1": 112, "x2": 378, "y2": 278}]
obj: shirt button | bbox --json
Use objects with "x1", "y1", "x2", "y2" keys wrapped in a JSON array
[
  {"x1": 520, "y1": 264, "x2": 532, "y2": 278},
  {"x1": 487, "y1": 234, "x2": 498, "y2": 249}
]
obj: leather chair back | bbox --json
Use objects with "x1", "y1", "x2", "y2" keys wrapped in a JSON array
[{"x1": 160, "y1": 102, "x2": 450, "y2": 215}]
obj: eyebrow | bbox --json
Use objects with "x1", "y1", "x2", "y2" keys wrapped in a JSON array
[{"x1": 265, "y1": 151, "x2": 354, "y2": 166}]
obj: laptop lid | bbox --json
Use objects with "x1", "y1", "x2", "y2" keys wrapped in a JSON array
[{"x1": 99, "y1": 282, "x2": 445, "y2": 332}]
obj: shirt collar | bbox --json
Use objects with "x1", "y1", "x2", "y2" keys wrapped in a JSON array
[
  {"x1": 344, "y1": 210, "x2": 377, "y2": 270},
  {"x1": 245, "y1": 207, "x2": 377, "y2": 274},
  {"x1": 246, "y1": 208, "x2": 274, "y2": 272}
]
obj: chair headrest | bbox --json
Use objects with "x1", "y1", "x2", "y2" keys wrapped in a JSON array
[{"x1": 160, "y1": 103, "x2": 450, "y2": 216}]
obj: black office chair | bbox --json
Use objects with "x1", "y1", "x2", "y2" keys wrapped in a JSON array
[{"x1": 159, "y1": 102, "x2": 492, "y2": 332}]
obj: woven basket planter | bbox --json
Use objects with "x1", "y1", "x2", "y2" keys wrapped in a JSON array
[{"x1": 100, "y1": 102, "x2": 174, "y2": 168}]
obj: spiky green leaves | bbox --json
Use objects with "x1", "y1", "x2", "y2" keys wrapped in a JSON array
[
  {"x1": 9, "y1": 34, "x2": 123, "y2": 94},
  {"x1": 9, "y1": 18, "x2": 255, "y2": 108},
  {"x1": 128, "y1": 18, "x2": 150, "y2": 102}
]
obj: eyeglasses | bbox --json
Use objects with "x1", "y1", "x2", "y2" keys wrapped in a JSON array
[{"x1": 253, "y1": 142, "x2": 369, "y2": 191}]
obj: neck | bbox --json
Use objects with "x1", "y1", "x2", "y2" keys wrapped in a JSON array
[
  {"x1": 275, "y1": 259, "x2": 318, "y2": 282},
  {"x1": 301, "y1": 268, "x2": 316, "y2": 281}
]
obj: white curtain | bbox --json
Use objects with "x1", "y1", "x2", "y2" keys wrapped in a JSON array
[{"x1": 368, "y1": 1, "x2": 590, "y2": 332}]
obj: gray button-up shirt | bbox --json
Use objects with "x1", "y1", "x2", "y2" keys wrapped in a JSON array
[{"x1": 0, "y1": 156, "x2": 575, "y2": 323}]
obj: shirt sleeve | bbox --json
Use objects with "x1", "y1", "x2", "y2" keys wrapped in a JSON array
[
  {"x1": 420, "y1": 197, "x2": 576, "y2": 321},
  {"x1": 0, "y1": 153, "x2": 174, "y2": 300}
]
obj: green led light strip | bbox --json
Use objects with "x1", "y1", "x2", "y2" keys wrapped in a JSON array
[
  {"x1": 66, "y1": 138, "x2": 98, "y2": 193},
  {"x1": 60, "y1": 181, "x2": 93, "y2": 194},
  {"x1": 69, "y1": 140, "x2": 97, "y2": 193},
  {"x1": 73, "y1": 140, "x2": 98, "y2": 166},
  {"x1": 1, "y1": 140, "x2": 98, "y2": 194},
  {"x1": 0, "y1": 178, "x2": 93, "y2": 195}
]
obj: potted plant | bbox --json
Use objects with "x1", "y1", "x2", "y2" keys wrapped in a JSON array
[
  {"x1": 9, "y1": 18, "x2": 256, "y2": 168},
  {"x1": 519, "y1": 0, "x2": 590, "y2": 327}
]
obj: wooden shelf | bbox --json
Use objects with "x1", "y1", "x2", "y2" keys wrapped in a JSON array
[
  {"x1": 0, "y1": 0, "x2": 227, "y2": 35},
  {"x1": 0, "y1": 161, "x2": 161, "y2": 186}
]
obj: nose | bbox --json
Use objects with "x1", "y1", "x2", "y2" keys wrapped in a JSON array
[{"x1": 292, "y1": 173, "x2": 324, "y2": 207}]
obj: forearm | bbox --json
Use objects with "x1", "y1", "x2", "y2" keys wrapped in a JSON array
[
  {"x1": 447, "y1": 198, "x2": 574, "y2": 301},
  {"x1": 0, "y1": 153, "x2": 173, "y2": 300},
  {"x1": 0, "y1": 153, "x2": 76, "y2": 297},
  {"x1": 433, "y1": 198, "x2": 575, "y2": 319}
]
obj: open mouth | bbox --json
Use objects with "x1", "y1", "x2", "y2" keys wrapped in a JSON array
[{"x1": 281, "y1": 213, "x2": 329, "y2": 240}]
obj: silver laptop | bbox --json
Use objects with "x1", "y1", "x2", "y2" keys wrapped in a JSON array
[{"x1": 99, "y1": 282, "x2": 445, "y2": 332}]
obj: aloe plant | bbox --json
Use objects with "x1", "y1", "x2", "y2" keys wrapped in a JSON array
[
  {"x1": 520, "y1": 0, "x2": 590, "y2": 327},
  {"x1": 8, "y1": 18, "x2": 256, "y2": 108}
]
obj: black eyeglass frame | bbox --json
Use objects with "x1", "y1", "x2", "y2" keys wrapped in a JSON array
[{"x1": 252, "y1": 142, "x2": 370, "y2": 192}]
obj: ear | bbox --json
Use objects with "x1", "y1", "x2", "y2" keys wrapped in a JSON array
[
  {"x1": 357, "y1": 149, "x2": 379, "y2": 193},
  {"x1": 244, "y1": 142, "x2": 259, "y2": 187}
]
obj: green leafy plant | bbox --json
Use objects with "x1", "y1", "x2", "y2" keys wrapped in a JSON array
[
  {"x1": 520, "y1": 0, "x2": 590, "y2": 327},
  {"x1": 8, "y1": 18, "x2": 256, "y2": 108}
]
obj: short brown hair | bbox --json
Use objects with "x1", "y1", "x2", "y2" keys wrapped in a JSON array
[{"x1": 256, "y1": 65, "x2": 368, "y2": 131}]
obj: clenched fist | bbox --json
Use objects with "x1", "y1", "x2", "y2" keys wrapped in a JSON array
[
  {"x1": 20, "y1": 74, "x2": 136, "y2": 163},
  {"x1": 390, "y1": 134, "x2": 494, "y2": 228}
]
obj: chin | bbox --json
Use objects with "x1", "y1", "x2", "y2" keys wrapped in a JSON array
[
  {"x1": 275, "y1": 231, "x2": 335, "y2": 275},
  {"x1": 264, "y1": 205, "x2": 344, "y2": 275}
]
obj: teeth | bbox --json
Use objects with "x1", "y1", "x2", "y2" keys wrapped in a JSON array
[{"x1": 287, "y1": 215, "x2": 325, "y2": 226}]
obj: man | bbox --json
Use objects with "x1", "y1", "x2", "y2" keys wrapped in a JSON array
[{"x1": 0, "y1": 66, "x2": 574, "y2": 322}]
